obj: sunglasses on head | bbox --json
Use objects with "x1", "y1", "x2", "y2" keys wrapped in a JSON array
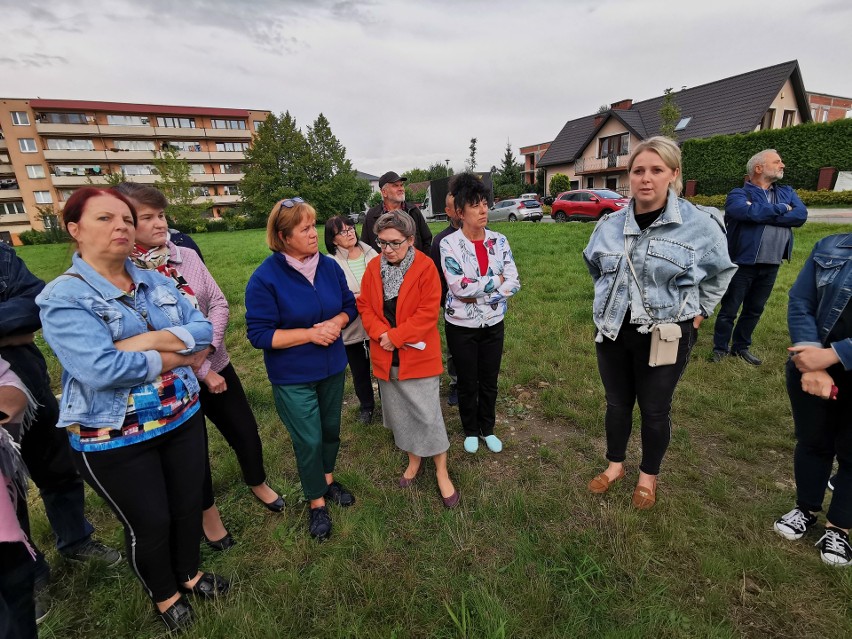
[{"x1": 278, "y1": 197, "x2": 305, "y2": 213}]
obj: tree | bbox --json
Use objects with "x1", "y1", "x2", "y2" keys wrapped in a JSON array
[
  {"x1": 659, "y1": 88, "x2": 682, "y2": 140},
  {"x1": 154, "y1": 147, "x2": 212, "y2": 232},
  {"x1": 368, "y1": 191, "x2": 383, "y2": 208},
  {"x1": 534, "y1": 167, "x2": 547, "y2": 196},
  {"x1": 597, "y1": 104, "x2": 609, "y2": 114},
  {"x1": 495, "y1": 141, "x2": 522, "y2": 187},
  {"x1": 427, "y1": 162, "x2": 453, "y2": 181},
  {"x1": 402, "y1": 168, "x2": 430, "y2": 183},
  {"x1": 549, "y1": 173, "x2": 571, "y2": 196},
  {"x1": 466, "y1": 137, "x2": 477, "y2": 172}
]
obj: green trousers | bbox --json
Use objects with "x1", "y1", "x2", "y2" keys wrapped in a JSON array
[{"x1": 272, "y1": 371, "x2": 345, "y2": 500}]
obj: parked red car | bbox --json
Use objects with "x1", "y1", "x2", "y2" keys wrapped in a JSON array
[{"x1": 550, "y1": 189, "x2": 629, "y2": 222}]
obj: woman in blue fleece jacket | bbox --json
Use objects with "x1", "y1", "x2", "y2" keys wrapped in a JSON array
[{"x1": 245, "y1": 198, "x2": 357, "y2": 541}]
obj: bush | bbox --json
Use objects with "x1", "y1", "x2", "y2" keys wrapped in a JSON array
[
  {"x1": 18, "y1": 229, "x2": 70, "y2": 245},
  {"x1": 687, "y1": 189, "x2": 852, "y2": 209},
  {"x1": 683, "y1": 119, "x2": 852, "y2": 194},
  {"x1": 549, "y1": 173, "x2": 571, "y2": 196}
]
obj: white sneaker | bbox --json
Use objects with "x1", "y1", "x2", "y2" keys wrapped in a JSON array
[
  {"x1": 815, "y1": 528, "x2": 852, "y2": 567},
  {"x1": 774, "y1": 506, "x2": 817, "y2": 540}
]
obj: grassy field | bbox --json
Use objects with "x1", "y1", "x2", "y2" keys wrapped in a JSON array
[{"x1": 16, "y1": 220, "x2": 852, "y2": 639}]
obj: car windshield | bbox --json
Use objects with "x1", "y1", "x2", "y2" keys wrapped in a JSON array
[{"x1": 592, "y1": 190, "x2": 624, "y2": 199}]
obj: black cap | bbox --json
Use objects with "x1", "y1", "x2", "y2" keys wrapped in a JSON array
[{"x1": 378, "y1": 171, "x2": 407, "y2": 188}]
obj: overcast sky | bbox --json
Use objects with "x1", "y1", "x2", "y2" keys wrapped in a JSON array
[{"x1": 2, "y1": 0, "x2": 850, "y2": 177}]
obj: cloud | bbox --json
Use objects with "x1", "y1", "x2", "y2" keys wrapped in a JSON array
[{"x1": 0, "y1": 54, "x2": 68, "y2": 68}]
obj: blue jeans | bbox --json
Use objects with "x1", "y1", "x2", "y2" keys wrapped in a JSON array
[{"x1": 712, "y1": 263, "x2": 780, "y2": 353}]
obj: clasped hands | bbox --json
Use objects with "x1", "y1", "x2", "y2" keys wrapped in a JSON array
[
  {"x1": 310, "y1": 320, "x2": 342, "y2": 347},
  {"x1": 789, "y1": 345, "x2": 840, "y2": 400}
]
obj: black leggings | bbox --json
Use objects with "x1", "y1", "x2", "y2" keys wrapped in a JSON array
[
  {"x1": 71, "y1": 411, "x2": 206, "y2": 602},
  {"x1": 345, "y1": 340, "x2": 375, "y2": 412},
  {"x1": 595, "y1": 320, "x2": 697, "y2": 475},
  {"x1": 199, "y1": 363, "x2": 267, "y2": 509}
]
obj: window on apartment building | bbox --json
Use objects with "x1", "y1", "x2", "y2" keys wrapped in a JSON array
[
  {"x1": 11, "y1": 112, "x2": 30, "y2": 126},
  {"x1": 38, "y1": 112, "x2": 88, "y2": 124},
  {"x1": 157, "y1": 117, "x2": 196, "y2": 128},
  {"x1": 218, "y1": 164, "x2": 243, "y2": 174},
  {"x1": 18, "y1": 139, "x2": 37, "y2": 153},
  {"x1": 42, "y1": 214, "x2": 59, "y2": 230},
  {"x1": 26, "y1": 165, "x2": 46, "y2": 179},
  {"x1": 189, "y1": 186, "x2": 210, "y2": 197},
  {"x1": 52, "y1": 165, "x2": 104, "y2": 176},
  {"x1": 188, "y1": 164, "x2": 206, "y2": 174},
  {"x1": 598, "y1": 133, "x2": 629, "y2": 159},
  {"x1": 163, "y1": 141, "x2": 203, "y2": 152},
  {"x1": 222, "y1": 184, "x2": 242, "y2": 196},
  {"x1": 107, "y1": 115, "x2": 150, "y2": 126},
  {"x1": 759, "y1": 108, "x2": 775, "y2": 130},
  {"x1": 58, "y1": 189, "x2": 76, "y2": 201},
  {"x1": 782, "y1": 110, "x2": 796, "y2": 128},
  {"x1": 120, "y1": 165, "x2": 157, "y2": 175},
  {"x1": 33, "y1": 191, "x2": 52, "y2": 204},
  {"x1": 253, "y1": 121, "x2": 264, "y2": 131},
  {"x1": 211, "y1": 119, "x2": 247, "y2": 130},
  {"x1": 46, "y1": 139, "x2": 95, "y2": 151},
  {"x1": 215, "y1": 142, "x2": 249, "y2": 152},
  {"x1": 112, "y1": 140, "x2": 156, "y2": 152},
  {"x1": 1, "y1": 201, "x2": 26, "y2": 216}
]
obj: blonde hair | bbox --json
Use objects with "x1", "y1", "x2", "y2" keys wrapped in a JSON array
[
  {"x1": 266, "y1": 200, "x2": 317, "y2": 252},
  {"x1": 627, "y1": 136, "x2": 683, "y2": 195}
]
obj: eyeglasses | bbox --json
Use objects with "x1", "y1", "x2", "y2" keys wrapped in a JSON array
[
  {"x1": 377, "y1": 239, "x2": 407, "y2": 250},
  {"x1": 278, "y1": 197, "x2": 305, "y2": 214},
  {"x1": 336, "y1": 227, "x2": 355, "y2": 236}
]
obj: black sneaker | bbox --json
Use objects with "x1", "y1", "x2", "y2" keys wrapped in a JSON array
[
  {"x1": 325, "y1": 481, "x2": 355, "y2": 507},
  {"x1": 708, "y1": 349, "x2": 728, "y2": 363},
  {"x1": 815, "y1": 527, "x2": 852, "y2": 567},
  {"x1": 309, "y1": 506, "x2": 332, "y2": 541},
  {"x1": 774, "y1": 506, "x2": 818, "y2": 540},
  {"x1": 448, "y1": 385, "x2": 459, "y2": 406},
  {"x1": 734, "y1": 349, "x2": 762, "y2": 366},
  {"x1": 61, "y1": 539, "x2": 122, "y2": 567},
  {"x1": 157, "y1": 595, "x2": 195, "y2": 632},
  {"x1": 358, "y1": 408, "x2": 373, "y2": 424}
]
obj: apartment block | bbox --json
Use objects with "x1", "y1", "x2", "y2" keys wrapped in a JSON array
[{"x1": 0, "y1": 98, "x2": 270, "y2": 244}]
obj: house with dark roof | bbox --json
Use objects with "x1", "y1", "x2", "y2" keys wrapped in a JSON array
[
  {"x1": 356, "y1": 170, "x2": 381, "y2": 194},
  {"x1": 532, "y1": 60, "x2": 811, "y2": 195}
]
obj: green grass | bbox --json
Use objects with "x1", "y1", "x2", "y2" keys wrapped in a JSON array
[{"x1": 16, "y1": 219, "x2": 852, "y2": 638}]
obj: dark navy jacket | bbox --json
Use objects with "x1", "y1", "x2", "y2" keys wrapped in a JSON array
[
  {"x1": 724, "y1": 181, "x2": 807, "y2": 265},
  {"x1": 245, "y1": 252, "x2": 357, "y2": 385}
]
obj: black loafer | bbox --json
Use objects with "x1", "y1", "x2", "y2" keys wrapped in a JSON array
[
  {"x1": 253, "y1": 492, "x2": 285, "y2": 513},
  {"x1": 325, "y1": 481, "x2": 356, "y2": 507},
  {"x1": 734, "y1": 349, "x2": 762, "y2": 366},
  {"x1": 179, "y1": 572, "x2": 230, "y2": 599},
  {"x1": 358, "y1": 408, "x2": 373, "y2": 424},
  {"x1": 708, "y1": 349, "x2": 728, "y2": 363},
  {"x1": 309, "y1": 506, "x2": 332, "y2": 541},
  {"x1": 203, "y1": 533, "x2": 235, "y2": 552},
  {"x1": 157, "y1": 595, "x2": 194, "y2": 632}
]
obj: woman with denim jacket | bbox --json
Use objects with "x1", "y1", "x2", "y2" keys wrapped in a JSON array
[
  {"x1": 774, "y1": 233, "x2": 852, "y2": 567},
  {"x1": 583, "y1": 137, "x2": 736, "y2": 509},
  {"x1": 36, "y1": 187, "x2": 227, "y2": 633}
]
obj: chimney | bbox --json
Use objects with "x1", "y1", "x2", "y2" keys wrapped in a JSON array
[
  {"x1": 610, "y1": 99, "x2": 633, "y2": 110},
  {"x1": 594, "y1": 114, "x2": 606, "y2": 126}
]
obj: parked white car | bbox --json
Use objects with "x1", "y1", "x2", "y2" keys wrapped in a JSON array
[{"x1": 489, "y1": 198, "x2": 544, "y2": 222}]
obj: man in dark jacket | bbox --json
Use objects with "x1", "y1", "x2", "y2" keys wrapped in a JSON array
[
  {"x1": 710, "y1": 149, "x2": 808, "y2": 365},
  {"x1": 0, "y1": 243, "x2": 121, "y2": 620},
  {"x1": 430, "y1": 191, "x2": 461, "y2": 405},
  {"x1": 361, "y1": 171, "x2": 432, "y2": 253}
]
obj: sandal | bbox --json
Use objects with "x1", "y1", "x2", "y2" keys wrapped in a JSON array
[{"x1": 587, "y1": 467, "x2": 626, "y2": 494}]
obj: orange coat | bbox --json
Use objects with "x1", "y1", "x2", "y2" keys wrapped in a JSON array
[{"x1": 357, "y1": 251, "x2": 443, "y2": 381}]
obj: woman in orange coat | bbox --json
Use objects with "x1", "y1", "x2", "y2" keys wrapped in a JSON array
[{"x1": 357, "y1": 211, "x2": 459, "y2": 508}]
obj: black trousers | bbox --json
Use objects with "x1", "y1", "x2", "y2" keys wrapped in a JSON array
[
  {"x1": 712, "y1": 263, "x2": 780, "y2": 353},
  {"x1": 595, "y1": 320, "x2": 697, "y2": 475},
  {"x1": 445, "y1": 321, "x2": 505, "y2": 437},
  {"x1": 198, "y1": 363, "x2": 267, "y2": 509},
  {"x1": 344, "y1": 340, "x2": 375, "y2": 412},
  {"x1": 788, "y1": 359, "x2": 852, "y2": 528},
  {"x1": 70, "y1": 411, "x2": 206, "y2": 602},
  {"x1": 0, "y1": 542, "x2": 35, "y2": 639}
]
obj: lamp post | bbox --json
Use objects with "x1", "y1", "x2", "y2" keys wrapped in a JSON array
[{"x1": 445, "y1": 159, "x2": 450, "y2": 177}]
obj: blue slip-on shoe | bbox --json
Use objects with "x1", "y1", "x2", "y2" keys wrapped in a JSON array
[
  {"x1": 482, "y1": 435, "x2": 503, "y2": 453},
  {"x1": 463, "y1": 436, "x2": 479, "y2": 453}
]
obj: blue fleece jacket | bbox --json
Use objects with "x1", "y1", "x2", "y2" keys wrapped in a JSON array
[
  {"x1": 245, "y1": 252, "x2": 357, "y2": 385},
  {"x1": 724, "y1": 181, "x2": 808, "y2": 265}
]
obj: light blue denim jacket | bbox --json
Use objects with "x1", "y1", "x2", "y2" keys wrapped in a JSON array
[
  {"x1": 583, "y1": 190, "x2": 738, "y2": 341},
  {"x1": 36, "y1": 253, "x2": 213, "y2": 430},
  {"x1": 788, "y1": 233, "x2": 852, "y2": 369}
]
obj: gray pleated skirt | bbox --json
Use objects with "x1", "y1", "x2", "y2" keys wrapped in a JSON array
[{"x1": 378, "y1": 367, "x2": 450, "y2": 457}]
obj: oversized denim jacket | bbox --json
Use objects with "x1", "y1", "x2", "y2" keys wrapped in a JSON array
[
  {"x1": 788, "y1": 233, "x2": 852, "y2": 369},
  {"x1": 36, "y1": 253, "x2": 213, "y2": 430},
  {"x1": 583, "y1": 190, "x2": 738, "y2": 341}
]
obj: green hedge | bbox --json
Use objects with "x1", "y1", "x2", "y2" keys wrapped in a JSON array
[
  {"x1": 687, "y1": 189, "x2": 852, "y2": 209},
  {"x1": 683, "y1": 119, "x2": 852, "y2": 195}
]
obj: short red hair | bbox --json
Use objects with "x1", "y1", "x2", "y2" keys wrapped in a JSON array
[{"x1": 62, "y1": 187, "x2": 138, "y2": 227}]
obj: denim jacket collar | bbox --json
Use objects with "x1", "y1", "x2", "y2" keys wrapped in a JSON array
[
  {"x1": 838, "y1": 234, "x2": 852, "y2": 249},
  {"x1": 623, "y1": 189, "x2": 683, "y2": 236},
  {"x1": 70, "y1": 253, "x2": 148, "y2": 301}
]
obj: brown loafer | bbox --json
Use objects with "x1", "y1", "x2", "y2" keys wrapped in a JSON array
[
  {"x1": 632, "y1": 484, "x2": 656, "y2": 510},
  {"x1": 587, "y1": 467, "x2": 626, "y2": 494}
]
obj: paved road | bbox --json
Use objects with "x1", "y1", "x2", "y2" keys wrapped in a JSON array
[{"x1": 538, "y1": 208, "x2": 852, "y2": 225}]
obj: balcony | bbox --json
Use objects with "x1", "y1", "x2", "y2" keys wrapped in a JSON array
[
  {"x1": 207, "y1": 151, "x2": 245, "y2": 161},
  {"x1": 0, "y1": 164, "x2": 14, "y2": 175},
  {"x1": 574, "y1": 154, "x2": 629, "y2": 175},
  {"x1": 209, "y1": 128, "x2": 252, "y2": 139},
  {"x1": 51, "y1": 174, "x2": 111, "y2": 186},
  {"x1": 103, "y1": 150, "x2": 157, "y2": 161},
  {"x1": 212, "y1": 173, "x2": 244, "y2": 182},
  {"x1": 0, "y1": 213, "x2": 30, "y2": 225},
  {"x1": 0, "y1": 139, "x2": 7, "y2": 150},
  {"x1": 189, "y1": 174, "x2": 215, "y2": 184},
  {"x1": 43, "y1": 150, "x2": 106, "y2": 161},
  {"x1": 36, "y1": 123, "x2": 97, "y2": 136},
  {"x1": 208, "y1": 194, "x2": 241, "y2": 205},
  {"x1": 97, "y1": 125, "x2": 156, "y2": 138},
  {"x1": 154, "y1": 127, "x2": 207, "y2": 139},
  {"x1": 0, "y1": 189, "x2": 23, "y2": 201}
]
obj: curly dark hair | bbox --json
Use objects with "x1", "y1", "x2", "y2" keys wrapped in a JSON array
[{"x1": 450, "y1": 172, "x2": 489, "y2": 213}]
